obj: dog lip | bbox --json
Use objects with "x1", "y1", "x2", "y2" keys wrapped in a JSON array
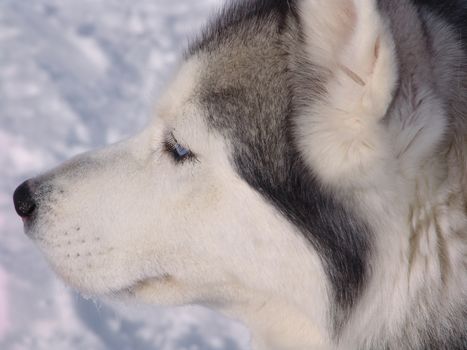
[
  {"x1": 21, "y1": 215, "x2": 37, "y2": 235},
  {"x1": 110, "y1": 274, "x2": 173, "y2": 296},
  {"x1": 22, "y1": 214, "x2": 36, "y2": 223}
]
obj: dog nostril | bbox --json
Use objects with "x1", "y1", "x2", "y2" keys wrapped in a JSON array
[{"x1": 13, "y1": 180, "x2": 37, "y2": 218}]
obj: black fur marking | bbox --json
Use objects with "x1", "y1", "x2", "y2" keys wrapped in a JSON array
[
  {"x1": 191, "y1": 0, "x2": 372, "y2": 334},
  {"x1": 233, "y1": 135, "x2": 372, "y2": 334},
  {"x1": 411, "y1": 0, "x2": 467, "y2": 49},
  {"x1": 188, "y1": 0, "x2": 466, "y2": 346}
]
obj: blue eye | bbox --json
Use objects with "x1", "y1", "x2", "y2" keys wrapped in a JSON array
[
  {"x1": 174, "y1": 143, "x2": 190, "y2": 158},
  {"x1": 164, "y1": 133, "x2": 194, "y2": 163}
]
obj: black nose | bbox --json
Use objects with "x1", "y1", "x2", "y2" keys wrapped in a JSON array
[{"x1": 13, "y1": 181, "x2": 36, "y2": 218}]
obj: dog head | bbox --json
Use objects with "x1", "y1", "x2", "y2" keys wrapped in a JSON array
[
  {"x1": 14, "y1": 0, "x2": 409, "y2": 347},
  {"x1": 13, "y1": 3, "x2": 324, "y2": 302}
]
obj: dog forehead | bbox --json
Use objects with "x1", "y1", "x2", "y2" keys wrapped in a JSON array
[
  {"x1": 153, "y1": 0, "x2": 296, "y2": 162},
  {"x1": 156, "y1": 0, "x2": 292, "y2": 132},
  {"x1": 191, "y1": 38, "x2": 290, "y2": 144},
  {"x1": 156, "y1": 56, "x2": 288, "y2": 148}
]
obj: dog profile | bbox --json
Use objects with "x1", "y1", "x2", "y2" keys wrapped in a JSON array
[{"x1": 13, "y1": 0, "x2": 467, "y2": 349}]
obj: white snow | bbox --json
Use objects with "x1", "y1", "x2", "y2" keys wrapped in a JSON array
[
  {"x1": 67, "y1": 32, "x2": 111, "y2": 73},
  {"x1": 0, "y1": 267, "x2": 9, "y2": 339},
  {"x1": 0, "y1": 0, "x2": 250, "y2": 349}
]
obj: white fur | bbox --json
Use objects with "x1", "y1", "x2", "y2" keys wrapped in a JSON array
[
  {"x1": 24, "y1": 1, "x2": 466, "y2": 349},
  {"x1": 296, "y1": 1, "x2": 465, "y2": 348},
  {"x1": 31, "y1": 57, "x2": 332, "y2": 349},
  {"x1": 297, "y1": 0, "x2": 398, "y2": 189}
]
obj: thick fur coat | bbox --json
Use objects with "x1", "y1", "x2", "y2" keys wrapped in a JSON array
[{"x1": 14, "y1": 0, "x2": 467, "y2": 349}]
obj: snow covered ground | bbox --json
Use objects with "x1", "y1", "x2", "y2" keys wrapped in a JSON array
[{"x1": 0, "y1": 0, "x2": 250, "y2": 349}]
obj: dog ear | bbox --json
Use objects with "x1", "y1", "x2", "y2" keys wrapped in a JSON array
[{"x1": 295, "y1": 0, "x2": 398, "y2": 188}]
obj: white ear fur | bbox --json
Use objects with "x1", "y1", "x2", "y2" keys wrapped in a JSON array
[{"x1": 296, "y1": 0, "x2": 398, "y2": 188}]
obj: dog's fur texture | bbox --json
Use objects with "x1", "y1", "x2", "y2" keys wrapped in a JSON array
[{"x1": 16, "y1": 0, "x2": 466, "y2": 349}]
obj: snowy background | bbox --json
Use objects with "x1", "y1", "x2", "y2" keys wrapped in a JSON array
[{"x1": 0, "y1": 0, "x2": 251, "y2": 349}]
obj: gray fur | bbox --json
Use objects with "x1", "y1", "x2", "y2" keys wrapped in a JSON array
[
  {"x1": 191, "y1": 0, "x2": 372, "y2": 335},
  {"x1": 188, "y1": 0, "x2": 467, "y2": 348}
]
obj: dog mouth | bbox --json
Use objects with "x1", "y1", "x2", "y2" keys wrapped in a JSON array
[{"x1": 109, "y1": 274, "x2": 174, "y2": 298}]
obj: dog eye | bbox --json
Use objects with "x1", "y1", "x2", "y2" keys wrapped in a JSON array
[{"x1": 164, "y1": 133, "x2": 194, "y2": 163}]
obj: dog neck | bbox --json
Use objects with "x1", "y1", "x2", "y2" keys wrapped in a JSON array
[{"x1": 222, "y1": 291, "x2": 330, "y2": 350}]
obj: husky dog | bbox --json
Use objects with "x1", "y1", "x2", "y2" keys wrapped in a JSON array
[{"x1": 13, "y1": 0, "x2": 467, "y2": 349}]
